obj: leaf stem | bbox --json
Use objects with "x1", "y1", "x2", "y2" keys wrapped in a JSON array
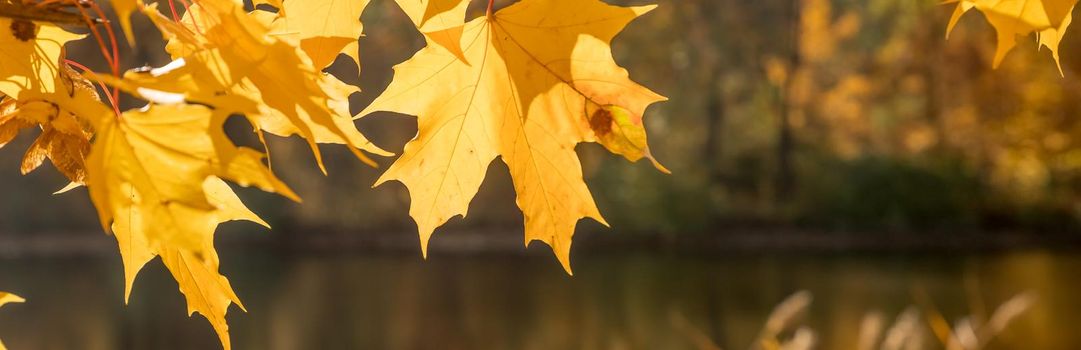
[
  {"x1": 487, "y1": 0, "x2": 494, "y2": 17},
  {"x1": 168, "y1": 0, "x2": 181, "y2": 22},
  {"x1": 65, "y1": 59, "x2": 122, "y2": 118}
]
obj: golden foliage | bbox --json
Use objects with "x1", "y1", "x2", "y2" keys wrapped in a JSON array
[
  {"x1": 363, "y1": 0, "x2": 665, "y2": 273},
  {"x1": 0, "y1": 0, "x2": 666, "y2": 347}
]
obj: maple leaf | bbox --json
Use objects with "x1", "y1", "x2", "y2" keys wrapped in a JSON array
[
  {"x1": 21, "y1": 77, "x2": 290, "y2": 350},
  {"x1": 0, "y1": 18, "x2": 84, "y2": 98},
  {"x1": 946, "y1": 0, "x2": 1078, "y2": 72},
  {"x1": 362, "y1": 0, "x2": 666, "y2": 273},
  {"x1": 0, "y1": 66, "x2": 98, "y2": 184},
  {"x1": 393, "y1": 0, "x2": 471, "y2": 62},
  {"x1": 0, "y1": 291, "x2": 22, "y2": 350},
  {"x1": 76, "y1": 101, "x2": 295, "y2": 350},
  {"x1": 268, "y1": 0, "x2": 370, "y2": 70}
]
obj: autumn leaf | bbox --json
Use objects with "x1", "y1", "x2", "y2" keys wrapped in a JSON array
[
  {"x1": 946, "y1": 0, "x2": 1078, "y2": 72},
  {"x1": 0, "y1": 291, "x2": 23, "y2": 350},
  {"x1": 393, "y1": 0, "x2": 471, "y2": 62},
  {"x1": 0, "y1": 18, "x2": 84, "y2": 98},
  {"x1": 269, "y1": 0, "x2": 370, "y2": 70},
  {"x1": 78, "y1": 101, "x2": 295, "y2": 350},
  {"x1": 362, "y1": 0, "x2": 665, "y2": 273},
  {"x1": 19, "y1": 74, "x2": 292, "y2": 350}
]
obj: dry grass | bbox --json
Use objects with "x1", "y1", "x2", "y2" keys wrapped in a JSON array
[{"x1": 671, "y1": 290, "x2": 1033, "y2": 350}]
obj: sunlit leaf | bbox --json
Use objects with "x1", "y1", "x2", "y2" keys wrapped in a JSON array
[{"x1": 363, "y1": 0, "x2": 665, "y2": 273}]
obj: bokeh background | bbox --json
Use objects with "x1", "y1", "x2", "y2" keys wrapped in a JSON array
[{"x1": 3, "y1": 0, "x2": 1081, "y2": 349}]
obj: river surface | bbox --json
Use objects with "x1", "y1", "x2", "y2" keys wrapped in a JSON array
[{"x1": 0, "y1": 248, "x2": 1078, "y2": 349}]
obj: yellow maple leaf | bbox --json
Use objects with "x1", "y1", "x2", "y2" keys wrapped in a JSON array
[
  {"x1": 23, "y1": 80, "x2": 290, "y2": 350},
  {"x1": 0, "y1": 18, "x2": 84, "y2": 98},
  {"x1": 269, "y1": 0, "x2": 370, "y2": 70},
  {"x1": 394, "y1": 0, "x2": 472, "y2": 62},
  {"x1": 5, "y1": 11, "x2": 294, "y2": 345},
  {"x1": 362, "y1": 0, "x2": 666, "y2": 273},
  {"x1": 946, "y1": 0, "x2": 1078, "y2": 72},
  {"x1": 79, "y1": 103, "x2": 295, "y2": 350},
  {"x1": 0, "y1": 291, "x2": 23, "y2": 350}
]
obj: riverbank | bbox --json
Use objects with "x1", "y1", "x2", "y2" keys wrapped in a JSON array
[{"x1": 2, "y1": 227, "x2": 1080, "y2": 258}]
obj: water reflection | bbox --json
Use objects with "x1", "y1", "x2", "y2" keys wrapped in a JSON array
[{"x1": 0, "y1": 250, "x2": 1078, "y2": 349}]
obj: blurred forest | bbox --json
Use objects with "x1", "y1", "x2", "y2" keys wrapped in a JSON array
[{"x1": 5, "y1": 0, "x2": 1081, "y2": 242}]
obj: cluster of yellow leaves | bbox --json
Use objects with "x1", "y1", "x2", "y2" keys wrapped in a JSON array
[
  {"x1": 88, "y1": 0, "x2": 392, "y2": 348},
  {"x1": 0, "y1": 0, "x2": 664, "y2": 348},
  {"x1": 946, "y1": 0, "x2": 1079, "y2": 72},
  {"x1": 0, "y1": 0, "x2": 385, "y2": 347}
]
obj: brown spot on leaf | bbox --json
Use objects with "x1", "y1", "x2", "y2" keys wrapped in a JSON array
[
  {"x1": 589, "y1": 108, "x2": 613, "y2": 136},
  {"x1": 10, "y1": 20, "x2": 36, "y2": 42}
]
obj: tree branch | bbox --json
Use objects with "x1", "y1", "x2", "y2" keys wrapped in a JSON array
[{"x1": 0, "y1": 3, "x2": 99, "y2": 26}]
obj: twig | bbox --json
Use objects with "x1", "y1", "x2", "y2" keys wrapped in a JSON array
[{"x1": 0, "y1": 2, "x2": 100, "y2": 26}]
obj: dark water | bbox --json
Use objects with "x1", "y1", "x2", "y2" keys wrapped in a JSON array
[{"x1": 0, "y1": 248, "x2": 1079, "y2": 349}]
